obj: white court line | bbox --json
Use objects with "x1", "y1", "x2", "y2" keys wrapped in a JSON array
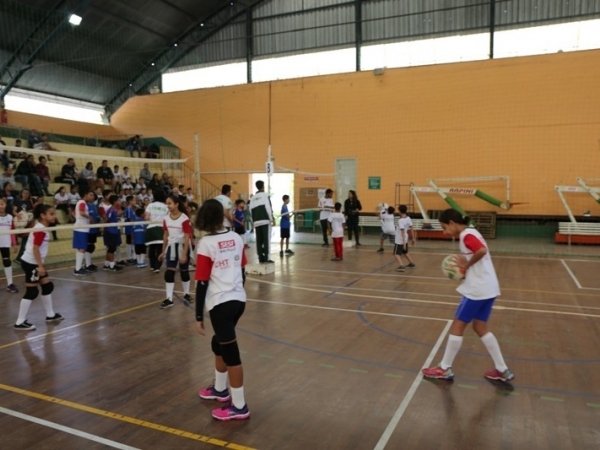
[
  {"x1": 250, "y1": 299, "x2": 448, "y2": 323},
  {"x1": 561, "y1": 259, "x2": 583, "y2": 289},
  {"x1": 560, "y1": 259, "x2": 600, "y2": 291},
  {"x1": 373, "y1": 320, "x2": 453, "y2": 450},
  {"x1": 0, "y1": 406, "x2": 140, "y2": 450},
  {"x1": 252, "y1": 278, "x2": 600, "y2": 319},
  {"x1": 284, "y1": 281, "x2": 600, "y2": 311}
]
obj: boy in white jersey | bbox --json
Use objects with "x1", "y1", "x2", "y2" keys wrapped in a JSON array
[
  {"x1": 376, "y1": 204, "x2": 395, "y2": 253},
  {"x1": 318, "y1": 188, "x2": 334, "y2": 247},
  {"x1": 72, "y1": 190, "x2": 95, "y2": 276},
  {"x1": 395, "y1": 205, "x2": 416, "y2": 268},
  {"x1": 422, "y1": 208, "x2": 514, "y2": 382},
  {"x1": 195, "y1": 199, "x2": 250, "y2": 421},
  {"x1": 327, "y1": 202, "x2": 345, "y2": 261},
  {"x1": 14, "y1": 204, "x2": 64, "y2": 330}
]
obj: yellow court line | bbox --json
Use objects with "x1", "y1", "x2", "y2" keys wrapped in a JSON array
[
  {"x1": 0, "y1": 298, "x2": 159, "y2": 352},
  {"x1": 0, "y1": 383, "x2": 256, "y2": 450}
]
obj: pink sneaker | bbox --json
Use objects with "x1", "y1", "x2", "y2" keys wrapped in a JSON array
[
  {"x1": 199, "y1": 385, "x2": 231, "y2": 402},
  {"x1": 484, "y1": 368, "x2": 514, "y2": 382},
  {"x1": 212, "y1": 403, "x2": 250, "y2": 421},
  {"x1": 422, "y1": 366, "x2": 454, "y2": 380}
]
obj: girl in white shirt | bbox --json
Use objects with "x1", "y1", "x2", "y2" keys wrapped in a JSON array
[
  {"x1": 195, "y1": 199, "x2": 249, "y2": 421},
  {"x1": 14, "y1": 204, "x2": 64, "y2": 330},
  {"x1": 0, "y1": 197, "x2": 18, "y2": 293},
  {"x1": 422, "y1": 208, "x2": 513, "y2": 383},
  {"x1": 157, "y1": 195, "x2": 192, "y2": 309}
]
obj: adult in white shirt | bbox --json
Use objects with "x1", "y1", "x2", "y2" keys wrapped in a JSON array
[
  {"x1": 318, "y1": 188, "x2": 334, "y2": 247},
  {"x1": 214, "y1": 184, "x2": 234, "y2": 230}
]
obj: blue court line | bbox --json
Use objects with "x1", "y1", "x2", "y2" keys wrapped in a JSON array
[
  {"x1": 356, "y1": 302, "x2": 600, "y2": 364},
  {"x1": 324, "y1": 260, "x2": 395, "y2": 298}
]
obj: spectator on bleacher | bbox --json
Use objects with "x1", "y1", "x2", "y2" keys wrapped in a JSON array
[
  {"x1": 35, "y1": 156, "x2": 52, "y2": 196},
  {"x1": 0, "y1": 135, "x2": 11, "y2": 169},
  {"x1": 122, "y1": 166, "x2": 135, "y2": 184},
  {"x1": 186, "y1": 187, "x2": 198, "y2": 210},
  {"x1": 122, "y1": 177, "x2": 134, "y2": 191},
  {"x1": 135, "y1": 177, "x2": 146, "y2": 193},
  {"x1": 13, "y1": 188, "x2": 35, "y2": 218},
  {"x1": 145, "y1": 143, "x2": 160, "y2": 159},
  {"x1": 148, "y1": 173, "x2": 161, "y2": 194},
  {"x1": 139, "y1": 163, "x2": 152, "y2": 185},
  {"x1": 68, "y1": 185, "x2": 80, "y2": 222},
  {"x1": 54, "y1": 186, "x2": 71, "y2": 217},
  {"x1": 0, "y1": 167, "x2": 17, "y2": 192},
  {"x1": 97, "y1": 160, "x2": 116, "y2": 190},
  {"x1": 60, "y1": 158, "x2": 78, "y2": 186},
  {"x1": 125, "y1": 135, "x2": 142, "y2": 158},
  {"x1": 40, "y1": 133, "x2": 59, "y2": 160},
  {"x1": 81, "y1": 162, "x2": 102, "y2": 190},
  {"x1": 113, "y1": 165, "x2": 122, "y2": 192},
  {"x1": 2, "y1": 182, "x2": 15, "y2": 212},
  {"x1": 15, "y1": 155, "x2": 43, "y2": 196},
  {"x1": 27, "y1": 129, "x2": 41, "y2": 149},
  {"x1": 9, "y1": 139, "x2": 26, "y2": 160}
]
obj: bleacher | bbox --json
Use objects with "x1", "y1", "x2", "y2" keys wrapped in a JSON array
[{"x1": 555, "y1": 222, "x2": 600, "y2": 245}]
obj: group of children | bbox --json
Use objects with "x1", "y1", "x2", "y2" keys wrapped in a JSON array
[{"x1": 376, "y1": 204, "x2": 416, "y2": 271}]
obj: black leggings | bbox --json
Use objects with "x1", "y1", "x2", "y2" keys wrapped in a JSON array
[
  {"x1": 148, "y1": 244, "x2": 162, "y2": 270},
  {"x1": 0, "y1": 247, "x2": 10, "y2": 268}
]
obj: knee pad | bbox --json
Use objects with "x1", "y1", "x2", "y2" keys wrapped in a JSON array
[
  {"x1": 86, "y1": 244, "x2": 95, "y2": 254},
  {"x1": 180, "y1": 270, "x2": 190, "y2": 282},
  {"x1": 25, "y1": 286, "x2": 39, "y2": 300},
  {"x1": 220, "y1": 340, "x2": 241, "y2": 366},
  {"x1": 211, "y1": 335, "x2": 222, "y2": 356},
  {"x1": 164, "y1": 270, "x2": 175, "y2": 283},
  {"x1": 2, "y1": 257, "x2": 10, "y2": 268},
  {"x1": 41, "y1": 282, "x2": 54, "y2": 296}
]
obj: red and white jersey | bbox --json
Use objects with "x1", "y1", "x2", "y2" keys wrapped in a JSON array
[
  {"x1": 195, "y1": 231, "x2": 247, "y2": 312},
  {"x1": 457, "y1": 227, "x2": 500, "y2": 300},
  {"x1": 74, "y1": 200, "x2": 90, "y2": 231},
  {"x1": 22, "y1": 222, "x2": 50, "y2": 264},
  {"x1": 163, "y1": 213, "x2": 192, "y2": 244},
  {"x1": 0, "y1": 214, "x2": 15, "y2": 248}
]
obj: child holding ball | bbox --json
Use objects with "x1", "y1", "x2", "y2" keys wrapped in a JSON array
[{"x1": 422, "y1": 208, "x2": 514, "y2": 382}]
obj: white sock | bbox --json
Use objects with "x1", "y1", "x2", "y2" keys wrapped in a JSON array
[
  {"x1": 109, "y1": 261, "x2": 115, "y2": 269},
  {"x1": 104, "y1": 260, "x2": 110, "y2": 267},
  {"x1": 136, "y1": 255, "x2": 141, "y2": 264},
  {"x1": 41, "y1": 294, "x2": 55, "y2": 317},
  {"x1": 16, "y1": 299, "x2": 33, "y2": 324},
  {"x1": 182, "y1": 280, "x2": 190, "y2": 296},
  {"x1": 230, "y1": 386, "x2": 245, "y2": 409},
  {"x1": 126, "y1": 244, "x2": 132, "y2": 259},
  {"x1": 215, "y1": 370, "x2": 228, "y2": 392},
  {"x1": 85, "y1": 252, "x2": 92, "y2": 266},
  {"x1": 139, "y1": 254, "x2": 145, "y2": 264},
  {"x1": 166, "y1": 282, "x2": 174, "y2": 300},
  {"x1": 116, "y1": 247, "x2": 122, "y2": 261},
  {"x1": 75, "y1": 252, "x2": 84, "y2": 271},
  {"x1": 441, "y1": 334, "x2": 463, "y2": 370},
  {"x1": 4, "y1": 266, "x2": 13, "y2": 285},
  {"x1": 481, "y1": 332, "x2": 508, "y2": 372}
]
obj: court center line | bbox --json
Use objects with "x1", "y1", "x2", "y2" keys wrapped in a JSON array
[
  {"x1": 252, "y1": 278, "x2": 600, "y2": 319},
  {"x1": 561, "y1": 259, "x2": 583, "y2": 289},
  {"x1": 0, "y1": 406, "x2": 140, "y2": 450},
  {"x1": 373, "y1": 320, "x2": 453, "y2": 450},
  {"x1": 0, "y1": 384, "x2": 256, "y2": 450}
]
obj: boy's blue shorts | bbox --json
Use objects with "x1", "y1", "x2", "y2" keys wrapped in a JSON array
[{"x1": 455, "y1": 296, "x2": 496, "y2": 323}]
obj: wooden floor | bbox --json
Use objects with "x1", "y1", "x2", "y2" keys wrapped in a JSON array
[{"x1": 1, "y1": 242, "x2": 600, "y2": 450}]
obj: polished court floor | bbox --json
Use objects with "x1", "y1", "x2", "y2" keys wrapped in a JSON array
[{"x1": 0, "y1": 239, "x2": 599, "y2": 449}]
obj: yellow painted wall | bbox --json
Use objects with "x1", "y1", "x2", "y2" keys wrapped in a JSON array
[
  {"x1": 4, "y1": 110, "x2": 112, "y2": 138},
  {"x1": 10, "y1": 49, "x2": 600, "y2": 216}
]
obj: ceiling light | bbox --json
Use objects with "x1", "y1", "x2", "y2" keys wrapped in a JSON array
[{"x1": 69, "y1": 14, "x2": 82, "y2": 26}]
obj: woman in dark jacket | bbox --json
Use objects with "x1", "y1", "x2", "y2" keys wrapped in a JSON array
[{"x1": 343, "y1": 190, "x2": 362, "y2": 245}]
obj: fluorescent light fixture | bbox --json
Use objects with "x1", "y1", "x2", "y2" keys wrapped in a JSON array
[{"x1": 69, "y1": 14, "x2": 82, "y2": 26}]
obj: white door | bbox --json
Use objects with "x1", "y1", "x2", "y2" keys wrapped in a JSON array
[{"x1": 335, "y1": 158, "x2": 357, "y2": 203}]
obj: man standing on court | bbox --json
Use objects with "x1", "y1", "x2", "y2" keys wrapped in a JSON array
[
  {"x1": 318, "y1": 188, "x2": 334, "y2": 247},
  {"x1": 215, "y1": 184, "x2": 234, "y2": 230},
  {"x1": 250, "y1": 180, "x2": 274, "y2": 264}
]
